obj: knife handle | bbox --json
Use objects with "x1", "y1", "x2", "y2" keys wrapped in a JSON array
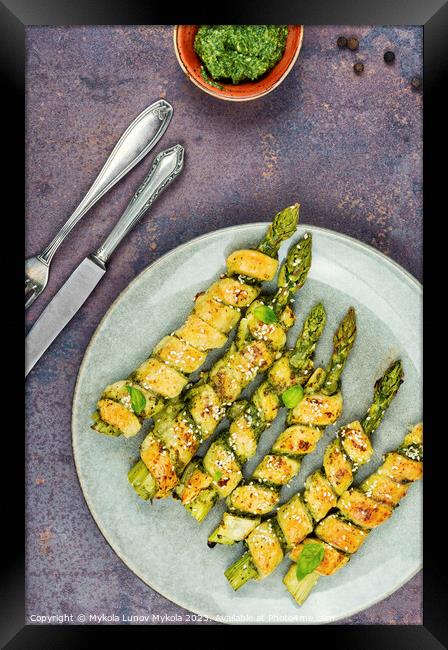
[
  {"x1": 38, "y1": 99, "x2": 173, "y2": 265},
  {"x1": 92, "y1": 144, "x2": 185, "y2": 266}
]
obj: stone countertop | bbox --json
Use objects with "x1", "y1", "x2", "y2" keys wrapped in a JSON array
[{"x1": 25, "y1": 25, "x2": 422, "y2": 625}]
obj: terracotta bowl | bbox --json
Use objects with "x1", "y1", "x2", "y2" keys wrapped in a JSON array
[{"x1": 174, "y1": 25, "x2": 303, "y2": 101}]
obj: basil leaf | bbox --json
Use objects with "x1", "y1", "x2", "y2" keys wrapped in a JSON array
[
  {"x1": 254, "y1": 305, "x2": 278, "y2": 324},
  {"x1": 296, "y1": 543, "x2": 325, "y2": 580},
  {"x1": 281, "y1": 384, "x2": 304, "y2": 409},
  {"x1": 126, "y1": 385, "x2": 146, "y2": 415}
]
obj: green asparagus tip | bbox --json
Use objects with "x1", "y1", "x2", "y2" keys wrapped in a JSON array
[
  {"x1": 361, "y1": 360, "x2": 404, "y2": 436},
  {"x1": 303, "y1": 302, "x2": 327, "y2": 340},
  {"x1": 278, "y1": 233, "x2": 312, "y2": 290},
  {"x1": 273, "y1": 204, "x2": 300, "y2": 238},
  {"x1": 320, "y1": 306, "x2": 357, "y2": 396},
  {"x1": 270, "y1": 233, "x2": 312, "y2": 314},
  {"x1": 283, "y1": 565, "x2": 320, "y2": 605},
  {"x1": 334, "y1": 306, "x2": 357, "y2": 359},
  {"x1": 225, "y1": 552, "x2": 259, "y2": 591},
  {"x1": 338, "y1": 307, "x2": 357, "y2": 348},
  {"x1": 257, "y1": 204, "x2": 300, "y2": 257},
  {"x1": 375, "y1": 360, "x2": 404, "y2": 401},
  {"x1": 311, "y1": 302, "x2": 326, "y2": 322},
  {"x1": 290, "y1": 303, "x2": 327, "y2": 369}
]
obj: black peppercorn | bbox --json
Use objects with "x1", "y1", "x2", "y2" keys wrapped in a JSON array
[
  {"x1": 207, "y1": 540, "x2": 217, "y2": 548},
  {"x1": 411, "y1": 76, "x2": 422, "y2": 90},
  {"x1": 354, "y1": 62, "x2": 364, "y2": 75},
  {"x1": 347, "y1": 37, "x2": 359, "y2": 51},
  {"x1": 337, "y1": 36, "x2": 347, "y2": 48},
  {"x1": 384, "y1": 51, "x2": 395, "y2": 64}
]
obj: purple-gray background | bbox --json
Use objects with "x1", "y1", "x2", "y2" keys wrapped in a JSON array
[{"x1": 25, "y1": 25, "x2": 422, "y2": 625}]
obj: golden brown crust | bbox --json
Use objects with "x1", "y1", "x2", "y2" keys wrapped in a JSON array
[
  {"x1": 203, "y1": 443, "x2": 243, "y2": 498},
  {"x1": 277, "y1": 495, "x2": 314, "y2": 547},
  {"x1": 133, "y1": 358, "x2": 188, "y2": 399},
  {"x1": 303, "y1": 470, "x2": 338, "y2": 522},
  {"x1": 403, "y1": 422, "x2": 423, "y2": 447},
  {"x1": 141, "y1": 437, "x2": 178, "y2": 497},
  {"x1": 154, "y1": 335, "x2": 207, "y2": 373},
  {"x1": 268, "y1": 355, "x2": 299, "y2": 393},
  {"x1": 210, "y1": 363, "x2": 243, "y2": 404},
  {"x1": 247, "y1": 521, "x2": 284, "y2": 577},
  {"x1": 194, "y1": 294, "x2": 240, "y2": 334},
  {"x1": 159, "y1": 414, "x2": 199, "y2": 471},
  {"x1": 239, "y1": 341, "x2": 274, "y2": 373},
  {"x1": 180, "y1": 467, "x2": 212, "y2": 504},
  {"x1": 206, "y1": 278, "x2": 260, "y2": 307},
  {"x1": 226, "y1": 249, "x2": 279, "y2": 281},
  {"x1": 228, "y1": 484, "x2": 279, "y2": 515},
  {"x1": 228, "y1": 415, "x2": 258, "y2": 460},
  {"x1": 188, "y1": 384, "x2": 223, "y2": 437},
  {"x1": 176, "y1": 315, "x2": 227, "y2": 351},
  {"x1": 323, "y1": 439, "x2": 353, "y2": 496},
  {"x1": 97, "y1": 399, "x2": 141, "y2": 437},
  {"x1": 361, "y1": 472, "x2": 410, "y2": 506},
  {"x1": 378, "y1": 452, "x2": 423, "y2": 484},
  {"x1": 272, "y1": 424, "x2": 321, "y2": 456},
  {"x1": 253, "y1": 382, "x2": 281, "y2": 422},
  {"x1": 315, "y1": 514, "x2": 367, "y2": 553},
  {"x1": 337, "y1": 489, "x2": 394, "y2": 529},
  {"x1": 289, "y1": 392, "x2": 343, "y2": 426},
  {"x1": 253, "y1": 454, "x2": 300, "y2": 486},
  {"x1": 247, "y1": 313, "x2": 287, "y2": 350},
  {"x1": 339, "y1": 421, "x2": 373, "y2": 465}
]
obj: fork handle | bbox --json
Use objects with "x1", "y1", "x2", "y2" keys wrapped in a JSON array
[
  {"x1": 38, "y1": 99, "x2": 173, "y2": 265},
  {"x1": 91, "y1": 144, "x2": 184, "y2": 266}
]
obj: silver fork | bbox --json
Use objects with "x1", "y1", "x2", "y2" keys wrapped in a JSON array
[{"x1": 25, "y1": 99, "x2": 173, "y2": 309}]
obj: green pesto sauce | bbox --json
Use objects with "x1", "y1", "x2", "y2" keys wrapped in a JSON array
[
  {"x1": 194, "y1": 25, "x2": 288, "y2": 85},
  {"x1": 200, "y1": 66, "x2": 224, "y2": 90}
]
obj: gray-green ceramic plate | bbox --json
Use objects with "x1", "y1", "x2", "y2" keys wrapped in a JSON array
[{"x1": 73, "y1": 224, "x2": 422, "y2": 625}]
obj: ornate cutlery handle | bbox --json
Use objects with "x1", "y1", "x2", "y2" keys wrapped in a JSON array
[
  {"x1": 38, "y1": 99, "x2": 173, "y2": 265},
  {"x1": 92, "y1": 144, "x2": 185, "y2": 266}
]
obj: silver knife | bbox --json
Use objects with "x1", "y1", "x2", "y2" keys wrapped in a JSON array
[{"x1": 25, "y1": 144, "x2": 185, "y2": 377}]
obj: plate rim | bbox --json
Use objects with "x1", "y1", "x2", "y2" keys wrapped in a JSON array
[{"x1": 72, "y1": 222, "x2": 422, "y2": 624}]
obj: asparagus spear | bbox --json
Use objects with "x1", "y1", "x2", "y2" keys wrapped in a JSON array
[
  {"x1": 209, "y1": 308, "x2": 356, "y2": 545},
  {"x1": 176, "y1": 303, "x2": 327, "y2": 522},
  {"x1": 284, "y1": 422, "x2": 422, "y2": 605},
  {"x1": 92, "y1": 204, "x2": 300, "y2": 438},
  {"x1": 129, "y1": 234, "x2": 313, "y2": 500},
  {"x1": 224, "y1": 361, "x2": 403, "y2": 590}
]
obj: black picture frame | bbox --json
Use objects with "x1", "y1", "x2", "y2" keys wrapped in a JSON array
[{"x1": 5, "y1": 0, "x2": 446, "y2": 645}]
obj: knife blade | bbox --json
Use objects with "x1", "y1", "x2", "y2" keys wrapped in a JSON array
[
  {"x1": 25, "y1": 257, "x2": 105, "y2": 376},
  {"x1": 25, "y1": 144, "x2": 185, "y2": 377}
]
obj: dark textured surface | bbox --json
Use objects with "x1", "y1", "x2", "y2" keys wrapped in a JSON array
[{"x1": 25, "y1": 25, "x2": 422, "y2": 625}]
